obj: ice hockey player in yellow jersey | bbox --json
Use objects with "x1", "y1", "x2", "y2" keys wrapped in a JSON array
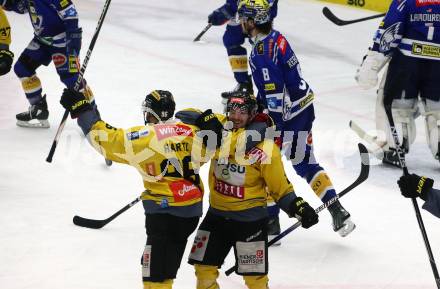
[
  {"x1": 60, "y1": 88, "x2": 224, "y2": 289},
  {"x1": 188, "y1": 92, "x2": 319, "y2": 289},
  {"x1": 0, "y1": 7, "x2": 13, "y2": 75}
]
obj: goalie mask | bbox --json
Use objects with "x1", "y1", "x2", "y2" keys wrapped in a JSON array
[{"x1": 142, "y1": 90, "x2": 176, "y2": 124}]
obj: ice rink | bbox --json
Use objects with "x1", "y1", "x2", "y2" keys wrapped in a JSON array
[{"x1": 1, "y1": 0, "x2": 439, "y2": 288}]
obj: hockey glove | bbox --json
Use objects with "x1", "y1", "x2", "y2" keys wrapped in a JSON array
[
  {"x1": 355, "y1": 50, "x2": 390, "y2": 90},
  {"x1": 60, "y1": 88, "x2": 92, "y2": 119},
  {"x1": 289, "y1": 197, "x2": 318, "y2": 229},
  {"x1": 66, "y1": 27, "x2": 82, "y2": 57},
  {"x1": 195, "y1": 109, "x2": 224, "y2": 149},
  {"x1": 0, "y1": 49, "x2": 14, "y2": 76},
  {"x1": 398, "y1": 174, "x2": 433, "y2": 201},
  {"x1": 208, "y1": 4, "x2": 233, "y2": 26}
]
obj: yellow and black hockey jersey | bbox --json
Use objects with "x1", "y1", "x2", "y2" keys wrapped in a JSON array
[
  {"x1": 0, "y1": 8, "x2": 11, "y2": 48},
  {"x1": 208, "y1": 127, "x2": 295, "y2": 214},
  {"x1": 87, "y1": 119, "x2": 210, "y2": 215}
]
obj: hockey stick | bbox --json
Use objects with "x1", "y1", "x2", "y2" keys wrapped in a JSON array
[
  {"x1": 349, "y1": 120, "x2": 387, "y2": 159},
  {"x1": 383, "y1": 97, "x2": 440, "y2": 288},
  {"x1": 193, "y1": 23, "x2": 212, "y2": 42},
  {"x1": 225, "y1": 143, "x2": 370, "y2": 276},
  {"x1": 73, "y1": 196, "x2": 141, "y2": 229},
  {"x1": 322, "y1": 7, "x2": 385, "y2": 26},
  {"x1": 46, "y1": 0, "x2": 113, "y2": 163}
]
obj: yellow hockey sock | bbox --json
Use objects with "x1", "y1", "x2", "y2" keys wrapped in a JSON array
[
  {"x1": 243, "y1": 275, "x2": 269, "y2": 289},
  {"x1": 143, "y1": 279, "x2": 173, "y2": 289},
  {"x1": 194, "y1": 264, "x2": 220, "y2": 289}
]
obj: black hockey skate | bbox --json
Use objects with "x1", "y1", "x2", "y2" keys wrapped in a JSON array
[
  {"x1": 221, "y1": 76, "x2": 254, "y2": 111},
  {"x1": 328, "y1": 200, "x2": 355, "y2": 237},
  {"x1": 16, "y1": 96, "x2": 49, "y2": 128},
  {"x1": 267, "y1": 216, "x2": 281, "y2": 246},
  {"x1": 382, "y1": 148, "x2": 403, "y2": 168}
]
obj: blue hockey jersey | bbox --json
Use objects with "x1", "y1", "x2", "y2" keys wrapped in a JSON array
[
  {"x1": 249, "y1": 30, "x2": 315, "y2": 132},
  {"x1": 423, "y1": 188, "x2": 440, "y2": 218},
  {"x1": 372, "y1": 0, "x2": 440, "y2": 60},
  {"x1": 3, "y1": 0, "x2": 79, "y2": 47}
]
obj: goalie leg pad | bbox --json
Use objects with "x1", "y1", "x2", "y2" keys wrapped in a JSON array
[
  {"x1": 423, "y1": 99, "x2": 440, "y2": 159},
  {"x1": 392, "y1": 98, "x2": 418, "y2": 151}
]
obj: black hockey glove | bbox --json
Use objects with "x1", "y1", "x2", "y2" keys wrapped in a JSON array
[
  {"x1": 289, "y1": 197, "x2": 318, "y2": 229},
  {"x1": 195, "y1": 109, "x2": 223, "y2": 149},
  {"x1": 60, "y1": 88, "x2": 92, "y2": 119},
  {"x1": 398, "y1": 174, "x2": 433, "y2": 201},
  {"x1": 208, "y1": 3, "x2": 233, "y2": 26},
  {"x1": 0, "y1": 49, "x2": 14, "y2": 76}
]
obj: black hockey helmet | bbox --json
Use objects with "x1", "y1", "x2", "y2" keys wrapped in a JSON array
[
  {"x1": 226, "y1": 90, "x2": 258, "y2": 115},
  {"x1": 142, "y1": 90, "x2": 176, "y2": 124}
]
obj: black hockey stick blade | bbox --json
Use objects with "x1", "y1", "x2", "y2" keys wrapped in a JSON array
[
  {"x1": 73, "y1": 196, "x2": 141, "y2": 229},
  {"x1": 225, "y1": 143, "x2": 369, "y2": 276},
  {"x1": 73, "y1": 215, "x2": 108, "y2": 229},
  {"x1": 322, "y1": 7, "x2": 386, "y2": 26},
  {"x1": 194, "y1": 23, "x2": 212, "y2": 42}
]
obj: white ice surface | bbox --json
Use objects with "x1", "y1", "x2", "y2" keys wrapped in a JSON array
[{"x1": 0, "y1": 0, "x2": 439, "y2": 288}]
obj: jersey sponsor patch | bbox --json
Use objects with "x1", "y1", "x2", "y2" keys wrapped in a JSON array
[
  {"x1": 189, "y1": 230, "x2": 210, "y2": 261},
  {"x1": 264, "y1": 83, "x2": 276, "y2": 91},
  {"x1": 126, "y1": 128, "x2": 149, "y2": 141},
  {"x1": 286, "y1": 55, "x2": 298, "y2": 68},
  {"x1": 52, "y1": 53, "x2": 67, "y2": 67},
  {"x1": 246, "y1": 147, "x2": 267, "y2": 163},
  {"x1": 276, "y1": 35, "x2": 287, "y2": 55},
  {"x1": 236, "y1": 241, "x2": 266, "y2": 274},
  {"x1": 412, "y1": 42, "x2": 440, "y2": 58},
  {"x1": 60, "y1": 0, "x2": 69, "y2": 8},
  {"x1": 154, "y1": 124, "x2": 193, "y2": 141},
  {"x1": 169, "y1": 179, "x2": 202, "y2": 202},
  {"x1": 214, "y1": 179, "x2": 245, "y2": 199},
  {"x1": 416, "y1": 0, "x2": 440, "y2": 7}
]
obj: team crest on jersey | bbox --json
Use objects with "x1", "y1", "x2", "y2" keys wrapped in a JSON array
[
  {"x1": 52, "y1": 54, "x2": 67, "y2": 67},
  {"x1": 379, "y1": 22, "x2": 401, "y2": 53},
  {"x1": 416, "y1": 0, "x2": 440, "y2": 7},
  {"x1": 257, "y1": 42, "x2": 264, "y2": 55},
  {"x1": 154, "y1": 124, "x2": 193, "y2": 141}
]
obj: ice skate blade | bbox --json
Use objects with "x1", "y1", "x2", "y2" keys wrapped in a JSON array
[
  {"x1": 16, "y1": 119, "x2": 50, "y2": 128},
  {"x1": 336, "y1": 218, "x2": 356, "y2": 237}
]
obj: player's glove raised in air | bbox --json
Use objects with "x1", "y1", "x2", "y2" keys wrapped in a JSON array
[
  {"x1": 208, "y1": 3, "x2": 234, "y2": 26},
  {"x1": 289, "y1": 197, "x2": 319, "y2": 229},
  {"x1": 60, "y1": 88, "x2": 92, "y2": 119},
  {"x1": 355, "y1": 49, "x2": 390, "y2": 90},
  {"x1": 195, "y1": 109, "x2": 224, "y2": 149},
  {"x1": 0, "y1": 49, "x2": 14, "y2": 76},
  {"x1": 398, "y1": 174, "x2": 433, "y2": 201}
]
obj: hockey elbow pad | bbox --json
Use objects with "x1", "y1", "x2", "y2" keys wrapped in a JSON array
[
  {"x1": 355, "y1": 50, "x2": 389, "y2": 90},
  {"x1": 288, "y1": 197, "x2": 318, "y2": 229}
]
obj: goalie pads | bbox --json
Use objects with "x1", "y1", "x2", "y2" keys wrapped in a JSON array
[
  {"x1": 423, "y1": 99, "x2": 440, "y2": 160},
  {"x1": 355, "y1": 50, "x2": 390, "y2": 90}
]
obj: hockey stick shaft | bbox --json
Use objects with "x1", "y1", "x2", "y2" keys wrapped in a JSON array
[
  {"x1": 193, "y1": 23, "x2": 212, "y2": 42},
  {"x1": 384, "y1": 97, "x2": 440, "y2": 288},
  {"x1": 225, "y1": 143, "x2": 370, "y2": 276},
  {"x1": 46, "y1": 0, "x2": 113, "y2": 163},
  {"x1": 322, "y1": 7, "x2": 385, "y2": 26},
  {"x1": 73, "y1": 196, "x2": 141, "y2": 229}
]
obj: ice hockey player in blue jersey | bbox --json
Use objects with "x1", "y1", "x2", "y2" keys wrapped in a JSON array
[
  {"x1": 2, "y1": 0, "x2": 92, "y2": 128},
  {"x1": 237, "y1": 0, "x2": 356, "y2": 237},
  {"x1": 356, "y1": 0, "x2": 440, "y2": 167},
  {"x1": 207, "y1": 0, "x2": 278, "y2": 103},
  {"x1": 398, "y1": 174, "x2": 440, "y2": 219}
]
